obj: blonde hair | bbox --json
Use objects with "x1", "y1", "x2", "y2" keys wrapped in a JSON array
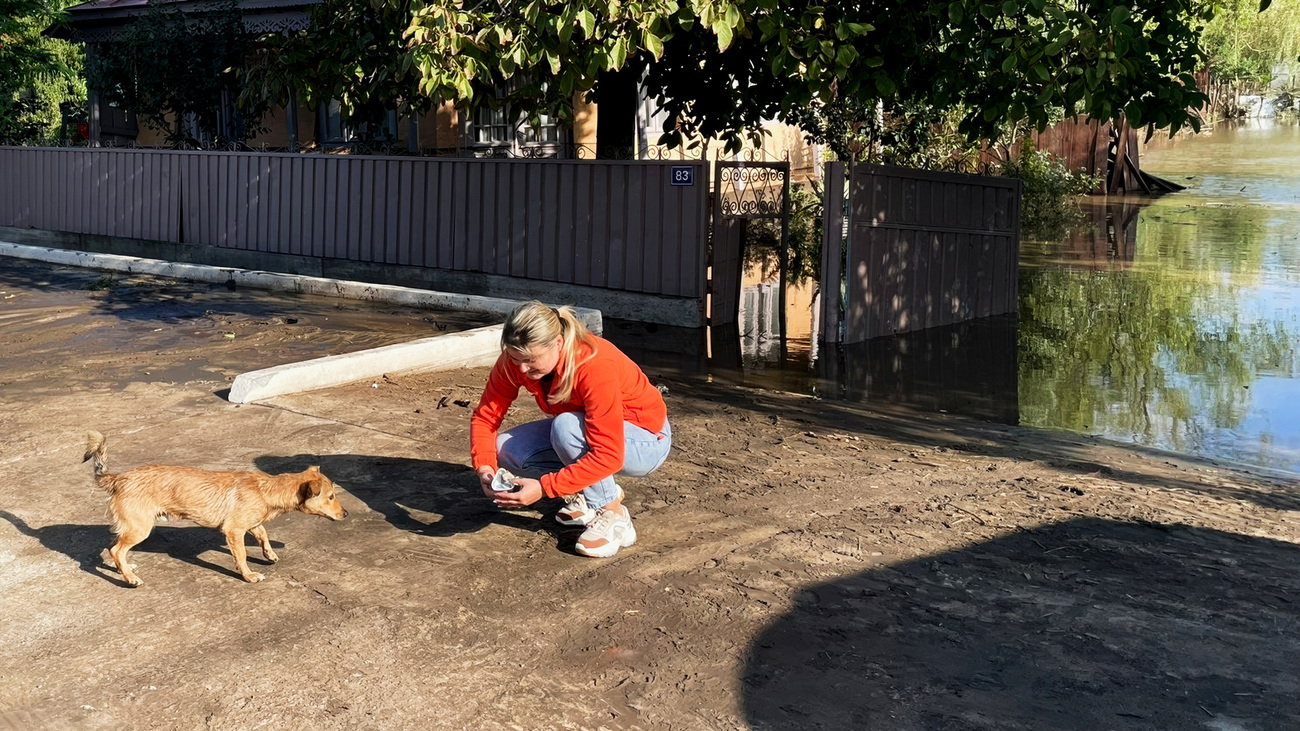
[{"x1": 502, "y1": 301, "x2": 597, "y2": 404}]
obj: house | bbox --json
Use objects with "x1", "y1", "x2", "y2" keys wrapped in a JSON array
[{"x1": 51, "y1": 0, "x2": 820, "y2": 175}]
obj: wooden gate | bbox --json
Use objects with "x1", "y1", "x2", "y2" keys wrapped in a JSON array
[{"x1": 825, "y1": 163, "x2": 1021, "y2": 344}]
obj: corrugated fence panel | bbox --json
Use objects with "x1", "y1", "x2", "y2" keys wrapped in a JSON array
[
  {"x1": 0, "y1": 148, "x2": 180, "y2": 242},
  {"x1": 844, "y1": 163, "x2": 1021, "y2": 344},
  {"x1": 0, "y1": 148, "x2": 708, "y2": 300},
  {"x1": 588, "y1": 165, "x2": 610, "y2": 289}
]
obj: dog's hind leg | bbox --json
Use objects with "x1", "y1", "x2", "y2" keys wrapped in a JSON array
[
  {"x1": 250, "y1": 524, "x2": 279, "y2": 563},
  {"x1": 109, "y1": 521, "x2": 151, "y2": 587},
  {"x1": 224, "y1": 529, "x2": 264, "y2": 583}
]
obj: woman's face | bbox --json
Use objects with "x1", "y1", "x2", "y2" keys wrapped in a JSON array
[{"x1": 507, "y1": 337, "x2": 563, "y2": 380}]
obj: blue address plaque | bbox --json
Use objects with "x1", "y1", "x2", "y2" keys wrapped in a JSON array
[{"x1": 670, "y1": 166, "x2": 694, "y2": 186}]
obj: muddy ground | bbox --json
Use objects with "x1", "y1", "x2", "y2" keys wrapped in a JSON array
[{"x1": 1, "y1": 258, "x2": 1298, "y2": 730}]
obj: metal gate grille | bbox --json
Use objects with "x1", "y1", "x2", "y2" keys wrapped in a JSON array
[{"x1": 708, "y1": 160, "x2": 790, "y2": 327}]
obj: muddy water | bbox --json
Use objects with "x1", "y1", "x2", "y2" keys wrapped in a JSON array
[
  {"x1": 0, "y1": 259, "x2": 497, "y2": 394},
  {"x1": 1019, "y1": 119, "x2": 1300, "y2": 473}
]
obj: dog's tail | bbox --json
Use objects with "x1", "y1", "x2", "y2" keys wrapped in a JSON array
[{"x1": 83, "y1": 430, "x2": 110, "y2": 485}]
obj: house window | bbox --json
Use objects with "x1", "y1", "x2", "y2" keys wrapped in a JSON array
[
  {"x1": 463, "y1": 82, "x2": 564, "y2": 156},
  {"x1": 471, "y1": 104, "x2": 512, "y2": 145},
  {"x1": 521, "y1": 110, "x2": 560, "y2": 144},
  {"x1": 320, "y1": 100, "x2": 353, "y2": 145},
  {"x1": 319, "y1": 101, "x2": 401, "y2": 147}
]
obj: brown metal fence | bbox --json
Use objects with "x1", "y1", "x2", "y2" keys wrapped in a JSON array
[
  {"x1": 835, "y1": 163, "x2": 1021, "y2": 343},
  {"x1": 0, "y1": 147, "x2": 182, "y2": 242},
  {"x1": 0, "y1": 147, "x2": 709, "y2": 300}
]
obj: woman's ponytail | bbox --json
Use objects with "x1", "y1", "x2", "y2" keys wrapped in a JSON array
[
  {"x1": 550, "y1": 306, "x2": 596, "y2": 404},
  {"x1": 500, "y1": 301, "x2": 597, "y2": 404}
]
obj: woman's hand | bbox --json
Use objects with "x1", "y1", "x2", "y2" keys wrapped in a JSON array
[
  {"x1": 494, "y1": 477, "x2": 543, "y2": 508},
  {"x1": 476, "y1": 466, "x2": 497, "y2": 498}
]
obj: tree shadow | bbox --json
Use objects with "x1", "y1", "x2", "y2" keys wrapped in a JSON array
[
  {"x1": 743, "y1": 518, "x2": 1300, "y2": 729},
  {"x1": 0, "y1": 510, "x2": 270, "y2": 587},
  {"x1": 251, "y1": 454, "x2": 576, "y2": 547}
]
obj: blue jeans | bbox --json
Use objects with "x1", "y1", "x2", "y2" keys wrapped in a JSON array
[{"x1": 496, "y1": 413, "x2": 672, "y2": 510}]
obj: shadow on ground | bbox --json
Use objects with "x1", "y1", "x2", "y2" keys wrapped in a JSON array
[
  {"x1": 0, "y1": 510, "x2": 273, "y2": 587},
  {"x1": 743, "y1": 517, "x2": 1300, "y2": 729},
  {"x1": 252, "y1": 454, "x2": 573, "y2": 543}
]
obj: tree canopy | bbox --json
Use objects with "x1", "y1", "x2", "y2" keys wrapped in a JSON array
[
  {"x1": 1201, "y1": 0, "x2": 1300, "y2": 83},
  {"x1": 1, "y1": 0, "x2": 66, "y2": 87},
  {"x1": 242, "y1": 0, "x2": 431, "y2": 143},
  {"x1": 399, "y1": 0, "x2": 1226, "y2": 152},
  {"x1": 1, "y1": 0, "x2": 82, "y2": 144},
  {"x1": 86, "y1": 0, "x2": 263, "y2": 147}
]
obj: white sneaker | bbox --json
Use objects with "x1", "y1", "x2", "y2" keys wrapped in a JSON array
[
  {"x1": 555, "y1": 485, "x2": 623, "y2": 527},
  {"x1": 556, "y1": 492, "x2": 595, "y2": 526},
  {"x1": 575, "y1": 504, "x2": 636, "y2": 558}
]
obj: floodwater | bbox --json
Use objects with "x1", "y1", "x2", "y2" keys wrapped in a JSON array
[
  {"x1": 0, "y1": 259, "x2": 497, "y2": 391},
  {"x1": 615, "y1": 118, "x2": 1300, "y2": 476},
  {"x1": 1020, "y1": 118, "x2": 1300, "y2": 474}
]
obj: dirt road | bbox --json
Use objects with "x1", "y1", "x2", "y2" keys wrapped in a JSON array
[{"x1": 2, "y1": 258, "x2": 1298, "y2": 730}]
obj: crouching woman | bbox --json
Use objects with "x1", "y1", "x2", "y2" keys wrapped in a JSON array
[{"x1": 470, "y1": 301, "x2": 671, "y2": 557}]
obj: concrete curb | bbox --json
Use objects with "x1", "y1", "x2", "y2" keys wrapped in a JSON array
[
  {"x1": 1, "y1": 240, "x2": 604, "y2": 404},
  {"x1": 229, "y1": 325, "x2": 503, "y2": 404},
  {"x1": 0, "y1": 241, "x2": 603, "y2": 326}
]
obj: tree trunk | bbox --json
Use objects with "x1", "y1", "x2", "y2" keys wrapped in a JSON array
[{"x1": 595, "y1": 64, "x2": 640, "y2": 159}]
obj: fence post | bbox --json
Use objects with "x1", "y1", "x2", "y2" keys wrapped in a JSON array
[{"x1": 818, "y1": 161, "x2": 845, "y2": 343}]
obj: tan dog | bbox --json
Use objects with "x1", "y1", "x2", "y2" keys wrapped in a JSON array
[{"x1": 83, "y1": 431, "x2": 347, "y2": 586}]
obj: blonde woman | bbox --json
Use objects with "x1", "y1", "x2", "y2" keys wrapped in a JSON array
[{"x1": 470, "y1": 301, "x2": 671, "y2": 557}]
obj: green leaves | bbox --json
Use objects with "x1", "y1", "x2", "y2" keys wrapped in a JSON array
[
  {"x1": 645, "y1": 31, "x2": 665, "y2": 59},
  {"x1": 0, "y1": 4, "x2": 82, "y2": 145},
  {"x1": 344, "y1": 0, "x2": 1225, "y2": 158},
  {"x1": 611, "y1": 35, "x2": 630, "y2": 69},
  {"x1": 714, "y1": 19, "x2": 734, "y2": 50},
  {"x1": 91, "y1": 0, "x2": 266, "y2": 147},
  {"x1": 873, "y1": 72, "x2": 896, "y2": 96}
]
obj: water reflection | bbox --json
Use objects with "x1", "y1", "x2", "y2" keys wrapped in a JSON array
[
  {"x1": 1019, "y1": 118, "x2": 1300, "y2": 473},
  {"x1": 613, "y1": 119, "x2": 1300, "y2": 475},
  {"x1": 821, "y1": 316, "x2": 1019, "y2": 423},
  {"x1": 607, "y1": 312, "x2": 1019, "y2": 425}
]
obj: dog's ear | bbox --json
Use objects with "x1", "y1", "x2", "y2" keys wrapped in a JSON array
[
  {"x1": 308, "y1": 465, "x2": 321, "y2": 474},
  {"x1": 298, "y1": 477, "x2": 324, "y2": 500}
]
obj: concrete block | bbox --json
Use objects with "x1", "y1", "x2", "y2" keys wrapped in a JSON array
[{"x1": 230, "y1": 325, "x2": 503, "y2": 404}]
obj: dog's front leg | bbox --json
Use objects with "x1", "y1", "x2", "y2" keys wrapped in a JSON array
[
  {"x1": 224, "y1": 529, "x2": 265, "y2": 583},
  {"x1": 250, "y1": 524, "x2": 279, "y2": 563}
]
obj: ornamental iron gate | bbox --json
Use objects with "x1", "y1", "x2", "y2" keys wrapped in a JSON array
[{"x1": 708, "y1": 160, "x2": 791, "y2": 330}]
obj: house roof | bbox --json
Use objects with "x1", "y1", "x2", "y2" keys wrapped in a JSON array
[
  {"x1": 50, "y1": 0, "x2": 320, "y2": 41},
  {"x1": 66, "y1": 0, "x2": 316, "y2": 11},
  {"x1": 66, "y1": 0, "x2": 158, "y2": 10}
]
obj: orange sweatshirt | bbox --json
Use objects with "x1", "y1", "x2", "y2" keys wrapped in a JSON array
[{"x1": 470, "y1": 335, "x2": 667, "y2": 498}]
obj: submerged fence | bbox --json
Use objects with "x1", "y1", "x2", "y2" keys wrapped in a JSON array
[
  {"x1": 822, "y1": 163, "x2": 1022, "y2": 344},
  {"x1": 0, "y1": 147, "x2": 709, "y2": 301}
]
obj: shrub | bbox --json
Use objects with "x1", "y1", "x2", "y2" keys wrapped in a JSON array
[{"x1": 997, "y1": 141, "x2": 1100, "y2": 241}]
